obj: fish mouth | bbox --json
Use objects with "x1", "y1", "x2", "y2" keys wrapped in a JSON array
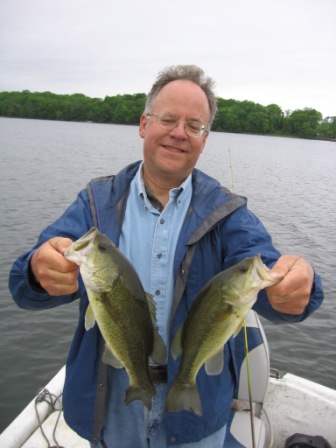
[
  {"x1": 253, "y1": 254, "x2": 279, "y2": 287},
  {"x1": 64, "y1": 227, "x2": 98, "y2": 265},
  {"x1": 75, "y1": 228, "x2": 98, "y2": 249},
  {"x1": 253, "y1": 254, "x2": 268, "y2": 279}
]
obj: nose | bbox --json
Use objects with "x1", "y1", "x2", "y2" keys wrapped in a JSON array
[{"x1": 169, "y1": 121, "x2": 188, "y2": 139}]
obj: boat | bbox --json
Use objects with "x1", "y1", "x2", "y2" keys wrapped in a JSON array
[
  {"x1": 1, "y1": 311, "x2": 335, "y2": 448},
  {"x1": 0, "y1": 366, "x2": 88, "y2": 448}
]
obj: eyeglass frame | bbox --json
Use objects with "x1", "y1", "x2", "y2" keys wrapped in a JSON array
[{"x1": 146, "y1": 112, "x2": 209, "y2": 138}]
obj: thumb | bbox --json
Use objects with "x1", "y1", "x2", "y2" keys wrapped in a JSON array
[
  {"x1": 269, "y1": 255, "x2": 299, "y2": 280},
  {"x1": 49, "y1": 237, "x2": 74, "y2": 255},
  {"x1": 269, "y1": 269, "x2": 285, "y2": 281}
]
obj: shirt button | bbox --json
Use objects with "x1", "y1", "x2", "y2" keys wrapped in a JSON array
[
  {"x1": 160, "y1": 218, "x2": 165, "y2": 224},
  {"x1": 155, "y1": 290, "x2": 160, "y2": 296},
  {"x1": 157, "y1": 253, "x2": 162, "y2": 259}
]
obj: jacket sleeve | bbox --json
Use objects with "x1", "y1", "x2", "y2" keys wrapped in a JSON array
[
  {"x1": 8, "y1": 188, "x2": 94, "y2": 310},
  {"x1": 221, "y1": 204, "x2": 324, "y2": 324}
]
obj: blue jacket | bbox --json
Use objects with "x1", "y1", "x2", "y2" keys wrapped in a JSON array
[{"x1": 9, "y1": 161, "x2": 323, "y2": 444}]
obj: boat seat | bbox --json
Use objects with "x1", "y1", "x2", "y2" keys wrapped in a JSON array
[{"x1": 224, "y1": 310, "x2": 269, "y2": 448}]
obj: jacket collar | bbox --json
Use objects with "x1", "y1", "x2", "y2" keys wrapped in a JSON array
[{"x1": 111, "y1": 161, "x2": 246, "y2": 246}]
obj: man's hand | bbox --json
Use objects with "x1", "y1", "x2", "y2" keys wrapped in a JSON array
[
  {"x1": 30, "y1": 238, "x2": 79, "y2": 296},
  {"x1": 266, "y1": 255, "x2": 314, "y2": 314}
]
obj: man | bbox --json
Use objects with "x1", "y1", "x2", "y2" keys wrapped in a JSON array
[{"x1": 9, "y1": 65, "x2": 323, "y2": 447}]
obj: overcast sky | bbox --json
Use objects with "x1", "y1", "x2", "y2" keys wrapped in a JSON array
[{"x1": 1, "y1": 0, "x2": 335, "y2": 117}]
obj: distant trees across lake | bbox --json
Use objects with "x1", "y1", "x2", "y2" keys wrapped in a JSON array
[{"x1": 0, "y1": 90, "x2": 335, "y2": 140}]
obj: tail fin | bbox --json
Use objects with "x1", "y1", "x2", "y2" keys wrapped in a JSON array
[
  {"x1": 166, "y1": 380, "x2": 202, "y2": 416},
  {"x1": 124, "y1": 383, "x2": 155, "y2": 411}
]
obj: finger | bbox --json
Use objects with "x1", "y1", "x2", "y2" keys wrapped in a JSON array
[
  {"x1": 31, "y1": 238, "x2": 79, "y2": 295},
  {"x1": 269, "y1": 255, "x2": 299, "y2": 281},
  {"x1": 44, "y1": 270, "x2": 79, "y2": 296},
  {"x1": 44, "y1": 238, "x2": 77, "y2": 272},
  {"x1": 268, "y1": 299, "x2": 305, "y2": 315},
  {"x1": 266, "y1": 257, "x2": 314, "y2": 314}
]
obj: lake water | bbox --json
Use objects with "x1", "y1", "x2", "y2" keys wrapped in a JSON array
[{"x1": 0, "y1": 117, "x2": 335, "y2": 432}]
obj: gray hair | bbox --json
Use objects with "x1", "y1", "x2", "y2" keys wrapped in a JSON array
[{"x1": 144, "y1": 64, "x2": 217, "y2": 128}]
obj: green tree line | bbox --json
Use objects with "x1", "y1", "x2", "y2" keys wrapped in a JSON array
[{"x1": 0, "y1": 90, "x2": 335, "y2": 140}]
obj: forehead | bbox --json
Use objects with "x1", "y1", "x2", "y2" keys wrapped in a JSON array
[{"x1": 152, "y1": 80, "x2": 210, "y2": 119}]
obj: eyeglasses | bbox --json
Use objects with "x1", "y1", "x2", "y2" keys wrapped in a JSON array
[{"x1": 146, "y1": 112, "x2": 208, "y2": 138}]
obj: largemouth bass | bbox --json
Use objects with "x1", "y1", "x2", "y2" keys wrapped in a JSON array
[
  {"x1": 166, "y1": 254, "x2": 282, "y2": 416},
  {"x1": 64, "y1": 227, "x2": 167, "y2": 410}
]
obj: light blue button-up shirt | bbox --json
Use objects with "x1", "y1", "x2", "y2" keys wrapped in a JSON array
[
  {"x1": 119, "y1": 163, "x2": 192, "y2": 347},
  {"x1": 103, "y1": 164, "x2": 227, "y2": 447}
]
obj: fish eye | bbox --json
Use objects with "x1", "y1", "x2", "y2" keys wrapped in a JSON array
[
  {"x1": 239, "y1": 265, "x2": 248, "y2": 274},
  {"x1": 98, "y1": 243, "x2": 107, "y2": 252}
]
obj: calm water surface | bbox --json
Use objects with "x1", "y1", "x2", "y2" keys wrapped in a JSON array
[{"x1": 0, "y1": 117, "x2": 335, "y2": 432}]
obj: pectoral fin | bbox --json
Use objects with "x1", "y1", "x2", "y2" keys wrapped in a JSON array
[
  {"x1": 145, "y1": 292, "x2": 167, "y2": 364},
  {"x1": 85, "y1": 304, "x2": 96, "y2": 330},
  {"x1": 145, "y1": 292, "x2": 157, "y2": 323},
  {"x1": 102, "y1": 344, "x2": 124, "y2": 368},
  {"x1": 150, "y1": 328, "x2": 167, "y2": 365},
  {"x1": 205, "y1": 349, "x2": 224, "y2": 376},
  {"x1": 170, "y1": 324, "x2": 184, "y2": 361}
]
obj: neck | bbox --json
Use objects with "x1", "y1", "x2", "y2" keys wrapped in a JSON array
[
  {"x1": 143, "y1": 178, "x2": 171, "y2": 208},
  {"x1": 142, "y1": 169, "x2": 184, "y2": 208}
]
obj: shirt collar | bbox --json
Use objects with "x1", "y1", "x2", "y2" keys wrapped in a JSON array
[{"x1": 135, "y1": 161, "x2": 192, "y2": 210}]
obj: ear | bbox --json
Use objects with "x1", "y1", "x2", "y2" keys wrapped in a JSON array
[
  {"x1": 201, "y1": 132, "x2": 209, "y2": 152},
  {"x1": 139, "y1": 114, "x2": 147, "y2": 139}
]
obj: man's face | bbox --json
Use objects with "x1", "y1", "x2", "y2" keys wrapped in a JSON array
[{"x1": 139, "y1": 80, "x2": 210, "y2": 186}]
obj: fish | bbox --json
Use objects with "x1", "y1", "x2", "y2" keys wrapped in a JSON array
[
  {"x1": 64, "y1": 227, "x2": 167, "y2": 410},
  {"x1": 166, "y1": 254, "x2": 282, "y2": 416}
]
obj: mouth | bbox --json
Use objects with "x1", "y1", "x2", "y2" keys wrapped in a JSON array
[{"x1": 162, "y1": 144, "x2": 186, "y2": 154}]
